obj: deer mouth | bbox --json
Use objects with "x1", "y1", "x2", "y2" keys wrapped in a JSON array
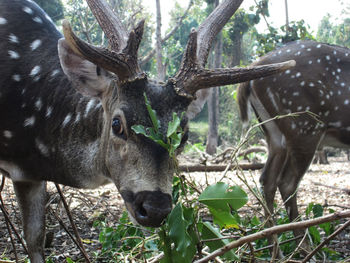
[{"x1": 121, "y1": 190, "x2": 172, "y2": 227}]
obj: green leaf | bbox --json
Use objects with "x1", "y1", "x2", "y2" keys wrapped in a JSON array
[
  {"x1": 308, "y1": 226, "x2": 321, "y2": 244},
  {"x1": 200, "y1": 222, "x2": 238, "y2": 260},
  {"x1": 144, "y1": 93, "x2": 160, "y2": 132},
  {"x1": 131, "y1": 125, "x2": 147, "y2": 136},
  {"x1": 167, "y1": 112, "x2": 181, "y2": 137},
  {"x1": 199, "y1": 183, "x2": 248, "y2": 210},
  {"x1": 198, "y1": 183, "x2": 247, "y2": 229},
  {"x1": 167, "y1": 203, "x2": 196, "y2": 263},
  {"x1": 312, "y1": 204, "x2": 323, "y2": 218}
]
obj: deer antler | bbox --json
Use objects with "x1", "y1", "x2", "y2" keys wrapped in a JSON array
[
  {"x1": 62, "y1": 0, "x2": 144, "y2": 82},
  {"x1": 171, "y1": 0, "x2": 296, "y2": 97}
]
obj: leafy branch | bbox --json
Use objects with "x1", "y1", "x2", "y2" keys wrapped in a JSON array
[{"x1": 131, "y1": 93, "x2": 184, "y2": 158}]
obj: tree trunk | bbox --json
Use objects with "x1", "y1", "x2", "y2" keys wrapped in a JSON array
[
  {"x1": 155, "y1": 0, "x2": 166, "y2": 81},
  {"x1": 206, "y1": 0, "x2": 222, "y2": 155},
  {"x1": 231, "y1": 35, "x2": 242, "y2": 67},
  {"x1": 285, "y1": 0, "x2": 290, "y2": 33}
]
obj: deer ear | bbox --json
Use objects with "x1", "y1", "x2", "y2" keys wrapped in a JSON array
[{"x1": 58, "y1": 38, "x2": 112, "y2": 97}]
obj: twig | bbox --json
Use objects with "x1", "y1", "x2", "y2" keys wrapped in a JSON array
[
  {"x1": 49, "y1": 208, "x2": 82, "y2": 253},
  {"x1": 253, "y1": 235, "x2": 303, "y2": 253},
  {"x1": 55, "y1": 184, "x2": 92, "y2": 263},
  {"x1": 194, "y1": 210, "x2": 350, "y2": 263},
  {"x1": 179, "y1": 163, "x2": 264, "y2": 172},
  {"x1": 302, "y1": 219, "x2": 350, "y2": 263},
  {"x1": 313, "y1": 182, "x2": 350, "y2": 195},
  {"x1": 0, "y1": 176, "x2": 18, "y2": 263},
  {"x1": 0, "y1": 175, "x2": 28, "y2": 257}
]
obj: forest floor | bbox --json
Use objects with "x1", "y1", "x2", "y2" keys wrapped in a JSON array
[{"x1": 0, "y1": 154, "x2": 350, "y2": 262}]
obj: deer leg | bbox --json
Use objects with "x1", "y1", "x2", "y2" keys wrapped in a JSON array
[
  {"x1": 260, "y1": 144, "x2": 288, "y2": 217},
  {"x1": 277, "y1": 149, "x2": 317, "y2": 253},
  {"x1": 13, "y1": 181, "x2": 47, "y2": 263},
  {"x1": 259, "y1": 140, "x2": 288, "y2": 258}
]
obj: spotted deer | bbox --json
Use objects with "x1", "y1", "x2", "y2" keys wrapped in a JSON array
[
  {"x1": 238, "y1": 40, "x2": 350, "y2": 234},
  {"x1": 0, "y1": 0, "x2": 295, "y2": 261}
]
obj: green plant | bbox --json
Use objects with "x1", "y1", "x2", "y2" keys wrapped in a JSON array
[{"x1": 131, "y1": 93, "x2": 184, "y2": 157}]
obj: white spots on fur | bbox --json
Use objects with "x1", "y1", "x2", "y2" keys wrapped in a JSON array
[
  {"x1": 307, "y1": 48, "x2": 312, "y2": 51},
  {"x1": 84, "y1": 100, "x2": 95, "y2": 117},
  {"x1": 291, "y1": 122, "x2": 296, "y2": 130},
  {"x1": 320, "y1": 100, "x2": 325, "y2": 106},
  {"x1": 24, "y1": 116, "x2": 35, "y2": 127},
  {"x1": 288, "y1": 101, "x2": 292, "y2": 106},
  {"x1": 340, "y1": 82, "x2": 345, "y2": 87},
  {"x1": 267, "y1": 87, "x2": 278, "y2": 110},
  {"x1": 295, "y1": 51, "x2": 301, "y2": 56},
  {"x1": 324, "y1": 111, "x2": 330, "y2": 117},
  {"x1": 285, "y1": 69, "x2": 291, "y2": 74},
  {"x1": 46, "y1": 106, "x2": 53, "y2": 118},
  {"x1": 305, "y1": 106, "x2": 311, "y2": 111},
  {"x1": 35, "y1": 138, "x2": 49, "y2": 157},
  {"x1": 23, "y1": 6, "x2": 33, "y2": 14},
  {"x1": 95, "y1": 102, "x2": 102, "y2": 109},
  {"x1": 50, "y1": 69, "x2": 60, "y2": 77},
  {"x1": 301, "y1": 44, "x2": 305, "y2": 48},
  {"x1": 3, "y1": 130, "x2": 13, "y2": 139},
  {"x1": 297, "y1": 106, "x2": 303, "y2": 111},
  {"x1": 309, "y1": 82, "x2": 315, "y2": 87},
  {"x1": 337, "y1": 68, "x2": 342, "y2": 73},
  {"x1": 317, "y1": 58, "x2": 321, "y2": 63},
  {"x1": 346, "y1": 53, "x2": 349, "y2": 57},
  {"x1": 12, "y1": 74, "x2": 21, "y2": 82},
  {"x1": 33, "y1": 17, "x2": 43, "y2": 23},
  {"x1": 9, "y1": 34, "x2": 19, "y2": 44},
  {"x1": 293, "y1": 92, "x2": 300, "y2": 96},
  {"x1": 335, "y1": 106, "x2": 339, "y2": 111},
  {"x1": 35, "y1": 98, "x2": 42, "y2": 111},
  {"x1": 30, "y1": 39, "x2": 42, "y2": 51},
  {"x1": 30, "y1": 65, "x2": 41, "y2": 77},
  {"x1": 325, "y1": 55, "x2": 330, "y2": 60},
  {"x1": 74, "y1": 112, "x2": 81, "y2": 123},
  {"x1": 62, "y1": 113, "x2": 72, "y2": 128},
  {"x1": 45, "y1": 14, "x2": 53, "y2": 23},
  {"x1": 0, "y1": 17, "x2": 7, "y2": 25},
  {"x1": 278, "y1": 50, "x2": 282, "y2": 55},
  {"x1": 333, "y1": 50, "x2": 337, "y2": 55},
  {"x1": 286, "y1": 49, "x2": 291, "y2": 53},
  {"x1": 295, "y1": 72, "x2": 301, "y2": 78},
  {"x1": 345, "y1": 99, "x2": 350, "y2": 105},
  {"x1": 300, "y1": 81, "x2": 305, "y2": 87},
  {"x1": 8, "y1": 50, "x2": 20, "y2": 59},
  {"x1": 308, "y1": 60, "x2": 313, "y2": 64},
  {"x1": 338, "y1": 90, "x2": 342, "y2": 95},
  {"x1": 316, "y1": 44, "x2": 321, "y2": 48}
]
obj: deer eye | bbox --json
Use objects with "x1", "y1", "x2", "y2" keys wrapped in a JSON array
[{"x1": 112, "y1": 117, "x2": 124, "y2": 136}]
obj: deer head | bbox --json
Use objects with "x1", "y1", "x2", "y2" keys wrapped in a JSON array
[{"x1": 57, "y1": 0, "x2": 295, "y2": 227}]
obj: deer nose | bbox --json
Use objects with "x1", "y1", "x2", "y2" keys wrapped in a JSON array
[{"x1": 133, "y1": 191, "x2": 172, "y2": 227}]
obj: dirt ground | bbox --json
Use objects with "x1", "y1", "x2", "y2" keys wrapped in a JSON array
[{"x1": 0, "y1": 155, "x2": 350, "y2": 262}]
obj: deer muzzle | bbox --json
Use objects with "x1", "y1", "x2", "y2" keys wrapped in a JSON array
[{"x1": 121, "y1": 190, "x2": 172, "y2": 227}]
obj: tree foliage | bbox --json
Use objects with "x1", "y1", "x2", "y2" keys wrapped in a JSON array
[{"x1": 33, "y1": 0, "x2": 64, "y2": 22}]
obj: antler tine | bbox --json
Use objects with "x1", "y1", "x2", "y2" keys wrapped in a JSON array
[
  {"x1": 171, "y1": 0, "x2": 297, "y2": 97},
  {"x1": 183, "y1": 60, "x2": 297, "y2": 95},
  {"x1": 196, "y1": 0, "x2": 244, "y2": 67},
  {"x1": 62, "y1": 20, "x2": 140, "y2": 80},
  {"x1": 85, "y1": 0, "x2": 128, "y2": 51}
]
